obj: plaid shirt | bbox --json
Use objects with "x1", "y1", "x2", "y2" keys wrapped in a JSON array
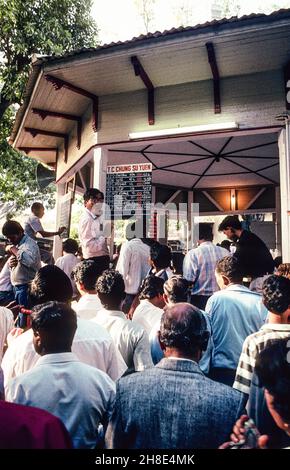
[
  {"x1": 183, "y1": 242, "x2": 228, "y2": 295},
  {"x1": 233, "y1": 324, "x2": 290, "y2": 395}
]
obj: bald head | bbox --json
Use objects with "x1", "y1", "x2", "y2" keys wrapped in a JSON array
[{"x1": 159, "y1": 303, "x2": 208, "y2": 360}]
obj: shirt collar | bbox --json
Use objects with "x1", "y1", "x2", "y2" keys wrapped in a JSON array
[
  {"x1": 84, "y1": 207, "x2": 97, "y2": 220},
  {"x1": 99, "y1": 308, "x2": 126, "y2": 319},
  {"x1": 261, "y1": 323, "x2": 290, "y2": 331},
  {"x1": 35, "y1": 352, "x2": 79, "y2": 366},
  {"x1": 18, "y1": 234, "x2": 28, "y2": 246}
]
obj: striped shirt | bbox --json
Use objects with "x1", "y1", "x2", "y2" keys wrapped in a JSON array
[
  {"x1": 233, "y1": 323, "x2": 290, "y2": 395},
  {"x1": 183, "y1": 242, "x2": 229, "y2": 295}
]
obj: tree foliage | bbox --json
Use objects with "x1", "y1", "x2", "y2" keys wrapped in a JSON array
[{"x1": 0, "y1": 0, "x2": 98, "y2": 212}]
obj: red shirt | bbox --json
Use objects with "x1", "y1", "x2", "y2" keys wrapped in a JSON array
[{"x1": 0, "y1": 401, "x2": 73, "y2": 449}]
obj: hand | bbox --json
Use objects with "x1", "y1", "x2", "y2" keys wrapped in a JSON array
[
  {"x1": 8, "y1": 255, "x2": 18, "y2": 268},
  {"x1": 5, "y1": 244, "x2": 15, "y2": 254},
  {"x1": 58, "y1": 226, "x2": 66, "y2": 235},
  {"x1": 219, "y1": 415, "x2": 269, "y2": 449},
  {"x1": 6, "y1": 301, "x2": 23, "y2": 319},
  {"x1": 7, "y1": 327, "x2": 24, "y2": 346}
]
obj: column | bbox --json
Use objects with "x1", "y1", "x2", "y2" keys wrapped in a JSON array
[{"x1": 278, "y1": 125, "x2": 290, "y2": 262}]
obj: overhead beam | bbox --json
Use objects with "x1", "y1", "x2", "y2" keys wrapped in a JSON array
[
  {"x1": 131, "y1": 55, "x2": 155, "y2": 125},
  {"x1": 206, "y1": 42, "x2": 221, "y2": 114},
  {"x1": 45, "y1": 75, "x2": 98, "y2": 132},
  {"x1": 32, "y1": 108, "x2": 82, "y2": 149},
  {"x1": 24, "y1": 127, "x2": 68, "y2": 163}
]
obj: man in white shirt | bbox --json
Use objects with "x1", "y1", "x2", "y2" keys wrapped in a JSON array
[
  {"x1": 6, "y1": 301, "x2": 116, "y2": 449},
  {"x1": 55, "y1": 238, "x2": 79, "y2": 297},
  {"x1": 0, "y1": 260, "x2": 14, "y2": 305},
  {"x1": 116, "y1": 222, "x2": 150, "y2": 314},
  {"x1": 132, "y1": 276, "x2": 165, "y2": 335},
  {"x1": 78, "y1": 188, "x2": 110, "y2": 269},
  {"x1": 71, "y1": 259, "x2": 104, "y2": 320},
  {"x1": 2, "y1": 265, "x2": 125, "y2": 385},
  {"x1": 24, "y1": 202, "x2": 65, "y2": 264},
  {"x1": 93, "y1": 269, "x2": 153, "y2": 374}
]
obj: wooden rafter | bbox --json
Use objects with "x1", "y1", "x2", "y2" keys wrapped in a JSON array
[
  {"x1": 24, "y1": 127, "x2": 68, "y2": 163},
  {"x1": 131, "y1": 56, "x2": 155, "y2": 125},
  {"x1": 32, "y1": 108, "x2": 82, "y2": 149},
  {"x1": 206, "y1": 42, "x2": 221, "y2": 114},
  {"x1": 45, "y1": 75, "x2": 99, "y2": 132}
]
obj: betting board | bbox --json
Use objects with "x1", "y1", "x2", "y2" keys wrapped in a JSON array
[
  {"x1": 106, "y1": 163, "x2": 152, "y2": 219},
  {"x1": 56, "y1": 191, "x2": 73, "y2": 239}
]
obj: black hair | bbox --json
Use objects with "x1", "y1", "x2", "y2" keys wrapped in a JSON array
[
  {"x1": 198, "y1": 223, "x2": 213, "y2": 241},
  {"x1": 31, "y1": 301, "x2": 77, "y2": 351},
  {"x1": 150, "y1": 243, "x2": 172, "y2": 270},
  {"x1": 126, "y1": 222, "x2": 135, "y2": 241},
  {"x1": 218, "y1": 215, "x2": 242, "y2": 231},
  {"x1": 163, "y1": 275, "x2": 190, "y2": 303},
  {"x1": 29, "y1": 265, "x2": 73, "y2": 307},
  {"x1": 2, "y1": 220, "x2": 23, "y2": 237},
  {"x1": 139, "y1": 275, "x2": 165, "y2": 301},
  {"x1": 218, "y1": 239, "x2": 232, "y2": 251},
  {"x1": 62, "y1": 238, "x2": 79, "y2": 254},
  {"x1": 31, "y1": 202, "x2": 44, "y2": 214},
  {"x1": 215, "y1": 255, "x2": 243, "y2": 283},
  {"x1": 72, "y1": 259, "x2": 106, "y2": 291},
  {"x1": 256, "y1": 339, "x2": 290, "y2": 422},
  {"x1": 83, "y1": 188, "x2": 104, "y2": 203},
  {"x1": 96, "y1": 269, "x2": 125, "y2": 309},
  {"x1": 160, "y1": 303, "x2": 209, "y2": 354},
  {"x1": 262, "y1": 275, "x2": 290, "y2": 315}
]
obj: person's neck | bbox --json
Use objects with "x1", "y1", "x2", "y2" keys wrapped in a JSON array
[
  {"x1": 105, "y1": 304, "x2": 122, "y2": 311},
  {"x1": 149, "y1": 297, "x2": 161, "y2": 308},
  {"x1": 82, "y1": 289, "x2": 97, "y2": 296},
  {"x1": 268, "y1": 313, "x2": 283, "y2": 325},
  {"x1": 226, "y1": 280, "x2": 243, "y2": 288},
  {"x1": 164, "y1": 348, "x2": 199, "y2": 362},
  {"x1": 41, "y1": 347, "x2": 72, "y2": 356}
]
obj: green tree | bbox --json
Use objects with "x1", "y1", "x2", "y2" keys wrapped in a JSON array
[{"x1": 0, "y1": 0, "x2": 98, "y2": 212}]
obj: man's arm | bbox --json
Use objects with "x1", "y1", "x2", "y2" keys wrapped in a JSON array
[{"x1": 183, "y1": 251, "x2": 198, "y2": 283}]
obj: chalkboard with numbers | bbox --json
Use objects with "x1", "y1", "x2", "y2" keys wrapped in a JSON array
[{"x1": 106, "y1": 163, "x2": 152, "y2": 220}]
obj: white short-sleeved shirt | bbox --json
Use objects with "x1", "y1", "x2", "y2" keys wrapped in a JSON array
[
  {"x1": 91, "y1": 309, "x2": 153, "y2": 373},
  {"x1": 132, "y1": 299, "x2": 163, "y2": 335},
  {"x1": 24, "y1": 215, "x2": 43, "y2": 240},
  {"x1": 55, "y1": 253, "x2": 79, "y2": 296},
  {"x1": 72, "y1": 293, "x2": 103, "y2": 320},
  {"x1": 2, "y1": 317, "x2": 125, "y2": 386}
]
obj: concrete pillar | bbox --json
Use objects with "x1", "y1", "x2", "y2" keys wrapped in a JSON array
[
  {"x1": 53, "y1": 182, "x2": 66, "y2": 260},
  {"x1": 278, "y1": 126, "x2": 290, "y2": 262},
  {"x1": 93, "y1": 147, "x2": 108, "y2": 192},
  {"x1": 275, "y1": 186, "x2": 282, "y2": 256}
]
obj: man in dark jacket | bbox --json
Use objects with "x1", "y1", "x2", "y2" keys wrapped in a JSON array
[
  {"x1": 218, "y1": 215, "x2": 274, "y2": 279},
  {"x1": 105, "y1": 303, "x2": 245, "y2": 449}
]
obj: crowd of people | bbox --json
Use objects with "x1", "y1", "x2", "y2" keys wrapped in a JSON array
[{"x1": 0, "y1": 187, "x2": 289, "y2": 450}]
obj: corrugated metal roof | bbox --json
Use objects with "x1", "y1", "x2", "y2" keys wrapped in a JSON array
[
  {"x1": 10, "y1": 8, "x2": 290, "y2": 143},
  {"x1": 33, "y1": 9, "x2": 290, "y2": 66}
]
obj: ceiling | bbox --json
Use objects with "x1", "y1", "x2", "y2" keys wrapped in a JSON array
[{"x1": 107, "y1": 131, "x2": 279, "y2": 189}]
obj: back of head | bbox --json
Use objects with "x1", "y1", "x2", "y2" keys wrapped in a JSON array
[
  {"x1": 96, "y1": 269, "x2": 125, "y2": 309},
  {"x1": 150, "y1": 243, "x2": 172, "y2": 269},
  {"x1": 276, "y1": 263, "x2": 290, "y2": 279},
  {"x1": 30, "y1": 265, "x2": 73, "y2": 307},
  {"x1": 139, "y1": 275, "x2": 165, "y2": 300},
  {"x1": 2, "y1": 220, "x2": 23, "y2": 237},
  {"x1": 126, "y1": 222, "x2": 135, "y2": 241},
  {"x1": 216, "y1": 255, "x2": 243, "y2": 283},
  {"x1": 262, "y1": 274, "x2": 290, "y2": 315},
  {"x1": 256, "y1": 339, "x2": 290, "y2": 423},
  {"x1": 218, "y1": 215, "x2": 242, "y2": 232},
  {"x1": 31, "y1": 202, "x2": 44, "y2": 216},
  {"x1": 219, "y1": 239, "x2": 232, "y2": 251},
  {"x1": 31, "y1": 301, "x2": 77, "y2": 352},
  {"x1": 198, "y1": 223, "x2": 213, "y2": 241},
  {"x1": 62, "y1": 238, "x2": 78, "y2": 254},
  {"x1": 160, "y1": 303, "x2": 209, "y2": 356},
  {"x1": 72, "y1": 259, "x2": 106, "y2": 291},
  {"x1": 163, "y1": 275, "x2": 190, "y2": 303},
  {"x1": 83, "y1": 188, "x2": 104, "y2": 203}
]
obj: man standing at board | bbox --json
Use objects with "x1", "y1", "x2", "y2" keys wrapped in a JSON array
[{"x1": 78, "y1": 188, "x2": 110, "y2": 270}]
